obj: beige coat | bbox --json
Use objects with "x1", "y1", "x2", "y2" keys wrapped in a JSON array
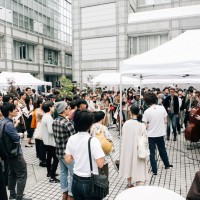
[{"x1": 119, "y1": 119, "x2": 148, "y2": 182}]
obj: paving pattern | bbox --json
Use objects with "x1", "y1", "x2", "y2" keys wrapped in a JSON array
[{"x1": 21, "y1": 128, "x2": 200, "y2": 199}]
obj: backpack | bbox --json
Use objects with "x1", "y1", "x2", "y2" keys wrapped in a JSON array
[{"x1": 0, "y1": 121, "x2": 19, "y2": 158}]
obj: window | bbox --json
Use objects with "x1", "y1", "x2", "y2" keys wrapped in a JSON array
[
  {"x1": 14, "y1": 41, "x2": 34, "y2": 61},
  {"x1": 129, "y1": 34, "x2": 168, "y2": 55},
  {"x1": 138, "y1": 0, "x2": 171, "y2": 6},
  {"x1": 65, "y1": 54, "x2": 72, "y2": 68},
  {"x1": 0, "y1": 37, "x2": 2, "y2": 58},
  {"x1": 44, "y1": 48, "x2": 58, "y2": 65}
]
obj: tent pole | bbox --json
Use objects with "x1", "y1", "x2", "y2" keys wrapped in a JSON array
[
  {"x1": 119, "y1": 74, "x2": 122, "y2": 161},
  {"x1": 139, "y1": 75, "x2": 142, "y2": 107}
]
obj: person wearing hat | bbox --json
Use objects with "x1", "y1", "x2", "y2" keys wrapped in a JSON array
[
  {"x1": 163, "y1": 86, "x2": 179, "y2": 141},
  {"x1": 53, "y1": 101, "x2": 76, "y2": 200}
]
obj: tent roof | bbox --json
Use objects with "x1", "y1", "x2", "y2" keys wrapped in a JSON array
[
  {"x1": 120, "y1": 30, "x2": 200, "y2": 79},
  {"x1": 0, "y1": 72, "x2": 52, "y2": 86},
  {"x1": 90, "y1": 73, "x2": 140, "y2": 85},
  {"x1": 128, "y1": 5, "x2": 200, "y2": 24}
]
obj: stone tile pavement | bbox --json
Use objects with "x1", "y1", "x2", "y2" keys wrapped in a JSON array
[{"x1": 21, "y1": 128, "x2": 200, "y2": 199}]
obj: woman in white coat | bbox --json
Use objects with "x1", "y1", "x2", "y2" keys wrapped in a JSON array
[{"x1": 119, "y1": 105, "x2": 148, "y2": 188}]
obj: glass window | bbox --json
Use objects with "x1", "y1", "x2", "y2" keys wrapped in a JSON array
[
  {"x1": 14, "y1": 41, "x2": 34, "y2": 61},
  {"x1": 13, "y1": 11, "x2": 18, "y2": 26},
  {"x1": 65, "y1": 54, "x2": 72, "y2": 68},
  {"x1": 19, "y1": 14, "x2": 23, "y2": 28},
  {"x1": 129, "y1": 34, "x2": 168, "y2": 55},
  {"x1": 0, "y1": 37, "x2": 2, "y2": 58},
  {"x1": 44, "y1": 48, "x2": 58, "y2": 65},
  {"x1": 0, "y1": 0, "x2": 5, "y2": 7},
  {"x1": 24, "y1": 16, "x2": 29, "y2": 30}
]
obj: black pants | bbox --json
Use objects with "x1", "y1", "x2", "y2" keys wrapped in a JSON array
[
  {"x1": 35, "y1": 139, "x2": 46, "y2": 162},
  {"x1": 0, "y1": 162, "x2": 8, "y2": 200},
  {"x1": 45, "y1": 145, "x2": 59, "y2": 178},
  {"x1": 72, "y1": 174, "x2": 102, "y2": 200},
  {"x1": 8, "y1": 155, "x2": 27, "y2": 198},
  {"x1": 148, "y1": 136, "x2": 170, "y2": 173}
]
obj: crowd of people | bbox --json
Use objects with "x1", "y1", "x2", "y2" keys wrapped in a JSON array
[{"x1": 0, "y1": 85, "x2": 200, "y2": 200}]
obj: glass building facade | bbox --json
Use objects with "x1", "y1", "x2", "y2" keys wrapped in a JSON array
[{"x1": 0, "y1": 0, "x2": 72, "y2": 45}]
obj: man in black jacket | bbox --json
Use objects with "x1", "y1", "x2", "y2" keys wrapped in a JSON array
[{"x1": 163, "y1": 87, "x2": 179, "y2": 141}]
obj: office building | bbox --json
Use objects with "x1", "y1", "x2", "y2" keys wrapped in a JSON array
[
  {"x1": 72, "y1": 0, "x2": 200, "y2": 86},
  {"x1": 0, "y1": 0, "x2": 72, "y2": 87}
]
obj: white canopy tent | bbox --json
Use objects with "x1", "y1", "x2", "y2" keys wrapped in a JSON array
[
  {"x1": 121, "y1": 30, "x2": 200, "y2": 80},
  {"x1": 0, "y1": 71, "x2": 52, "y2": 86},
  {"x1": 90, "y1": 73, "x2": 140, "y2": 86},
  {"x1": 118, "y1": 30, "x2": 200, "y2": 159}
]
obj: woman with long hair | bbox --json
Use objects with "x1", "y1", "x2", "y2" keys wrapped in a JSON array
[
  {"x1": 119, "y1": 105, "x2": 148, "y2": 188},
  {"x1": 23, "y1": 97, "x2": 34, "y2": 147}
]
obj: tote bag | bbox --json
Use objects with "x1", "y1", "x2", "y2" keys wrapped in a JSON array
[
  {"x1": 138, "y1": 125, "x2": 150, "y2": 159},
  {"x1": 34, "y1": 122, "x2": 43, "y2": 140}
]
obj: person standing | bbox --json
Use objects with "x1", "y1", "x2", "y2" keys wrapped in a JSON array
[
  {"x1": 143, "y1": 92, "x2": 173, "y2": 175},
  {"x1": 65, "y1": 110, "x2": 105, "y2": 200},
  {"x1": 163, "y1": 87, "x2": 179, "y2": 141},
  {"x1": 1, "y1": 103, "x2": 31, "y2": 200},
  {"x1": 0, "y1": 135, "x2": 8, "y2": 200},
  {"x1": 119, "y1": 106, "x2": 148, "y2": 188},
  {"x1": 53, "y1": 101, "x2": 76, "y2": 200},
  {"x1": 41, "y1": 102, "x2": 59, "y2": 183}
]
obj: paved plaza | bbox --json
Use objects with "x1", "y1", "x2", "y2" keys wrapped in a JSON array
[{"x1": 22, "y1": 128, "x2": 200, "y2": 200}]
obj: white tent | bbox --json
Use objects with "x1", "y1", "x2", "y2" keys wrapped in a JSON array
[
  {"x1": 0, "y1": 71, "x2": 52, "y2": 86},
  {"x1": 118, "y1": 30, "x2": 200, "y2": 159},
  {"x1": 121, "y1": 30, "x2": 200, "y2": 80},
  {"x1": 90, "y1": 73, "x2": 140, "y2": 86}
]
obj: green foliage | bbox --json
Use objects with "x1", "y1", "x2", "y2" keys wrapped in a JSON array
[{"x1": 58, "y1": 76, "x2": 73, "y2": 97}]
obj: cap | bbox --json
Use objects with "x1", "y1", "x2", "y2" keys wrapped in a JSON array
[{"x1": 55, "y1": 101, "x2": 68, "y2": 114}]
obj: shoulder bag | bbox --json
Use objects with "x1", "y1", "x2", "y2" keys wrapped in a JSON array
[{"x1": 88, "y1": 137, "x2": 109, "y2": 199}]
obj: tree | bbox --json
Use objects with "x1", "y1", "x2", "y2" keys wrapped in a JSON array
[{"x1": 58, "y1": 75, "x2": 73, "y2": 97}]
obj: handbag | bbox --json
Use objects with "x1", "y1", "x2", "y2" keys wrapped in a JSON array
[
  {"x1": 88, "y1": 137, "x2": 109, "y2": 199},
  {"x1": 95, "y1": 126, "x2": 113, "y2": 154},
  {"x1": 137, "y1": 125, "x2": 150, "y2": 159},
  {"x1": 34, "y1": 122, "x2": 43, "y2": 140},
  {"x1": 1, "y1": 121, "x2": 19, "y2": 158}
]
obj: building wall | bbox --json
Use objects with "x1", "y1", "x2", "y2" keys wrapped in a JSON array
[
  {"x1": 0, "y1": 0, "x2": 72, "y2": 87},
  {"x1": 73, "y1": 0, "x2": 200, "y2": 87},
  {"x1": 72, "y1": 0, "x2": 129, "y2": 85}
]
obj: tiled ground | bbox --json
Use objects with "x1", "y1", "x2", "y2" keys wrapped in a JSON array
[{"x1": 22, "y1": 128, "x2": 200, "y2": 200}]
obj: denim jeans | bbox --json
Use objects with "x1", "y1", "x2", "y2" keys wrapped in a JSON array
[
  {"x1": 72, "y1": 174, "x2": 102, "y2": 200},
  {"x1": 8, "y1": 155, "x2": 27, "y2": 198},
  {"x1": 167, "y1": 113, "x2": 177, "y2": 137},
  {"x1": 148, "y1": 137, "x2": 170, "y2": 173},
  {"x1": 59, "y1": 158, "x2": 74, "y2": 196}
]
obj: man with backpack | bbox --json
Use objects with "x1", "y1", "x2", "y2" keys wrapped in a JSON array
[{"x1": 0, "y1": 103, "x2": 31, "y2": 200}]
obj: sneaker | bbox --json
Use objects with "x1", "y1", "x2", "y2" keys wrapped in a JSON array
[
  {"x1": 9, "y1": 193, "x2": 17, "y2": 199},
  {"x1": 166, "y1": 136, "x2": 170, "y2": 141},
  {"x1": 165, "y1": 165, "x2": 173, "y2": 169},
  {"x1": 49, "y1": 177, "x2": 60, "y2": 183},
  {"x1": 173, "y1": 137, "x2": 177, "y2": 141},
  {"x1": 39, "y1": 162, "x2": 47, "y2": 167}
]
